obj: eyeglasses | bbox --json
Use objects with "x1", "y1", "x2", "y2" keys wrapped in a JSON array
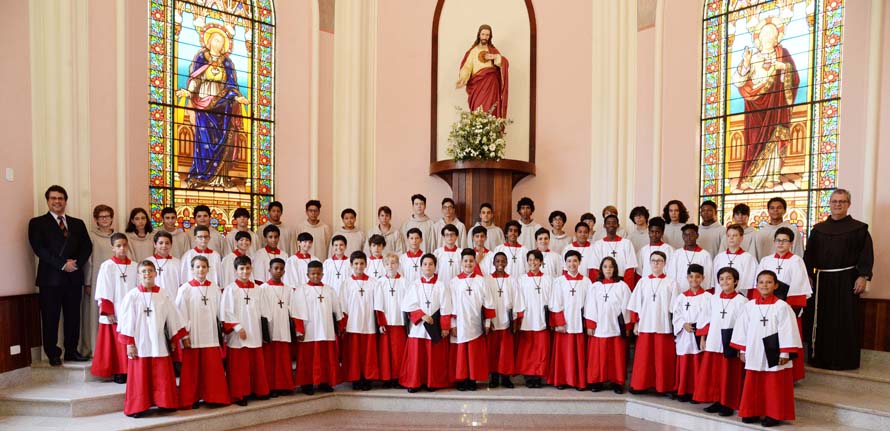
[
  {"x1": 97, "y1": 215, "x2": 112, "y2": 219},
  {"x1": 774, "y1": 239, "x2": 791, "y2": 244},
  {"x1": 830, "y1": 200, "x2": 849, "y2": 205}
]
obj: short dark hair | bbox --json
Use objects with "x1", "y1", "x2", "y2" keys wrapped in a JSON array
[
  {"x1": 662, "y1": 200, "x2": 690, "y2": 223},
  {"x1": 138, "y1": 260, "x2": 156, "y2": 272},
  {"x1": 93, "y1": 204, "x2": 115, "y2": 220},
  {"x1": 726, "y1": 223, "x2": 745, "y2": 235},
  {"x1": 160, "y1": 207, "x2": 176, "y2": 217},
  {"x1": 297, "y1": 232, "x2": 314, "y2": 242},
  {"x1": 775, "y1": 226, "x2": 795, "y2": 242},
  {"x1": 263, "y1": 224, "x2": 281, "y2": 236},
  {"x1": 732, "y1": 203, "x2": 750, "y2": 216},
  {"x1": 190, "y1": 255, "x2": 209, "y2": 267},
  {"x1": 700, "y1": 200, "x2": 718, "y2": 211},
  {"x1": 307, "y1": 260, "x2": 323, "y2": 270},
  {"x1": 460, "y1": 248, "x2": 476, "y2": 259},
  {"x1": 368, "y1": 234, "x2": 386, "y2": 246},
  {"x1": 421, "y1": 253, "x2": 437, "y2": 266},
  {"x1": 717, "y1": 266, "x2": 740, "y2": 282},
  {"x1": 493, "y1": 251, "x2": 508, "y2": 263},
  {"x1": 648, "y1": 217, "x2": 666, "y2": 229},
  {"x1": 331, "y1": 234, "x2": 347, "y2": 246},
  {"x1": 193, "y1": 224, "x2": 210, "y2": 234},
  {"x1": 504, "y1": 220, "x2": 521, "y2": 233},
  {"x1": 767, "y1": 197, "x2": 787, "y2": 211},
  {"x1": 548, "y1": 210, "x2": 567, "y2": 224},
  {"x1": 580, "y1": 212, "x2": 596, "y2": 223},
  {"x1": 306, "y1": 200, "x2": 322, "y2": 210},
  {"x1": 235, "y1": 231, "x2": 252, "y2": 242},
  {"x1": 649, "y1": 250, "x2": 667, "y2": 261},
  {"x1": 603, "y1": 214, "x2": 619, "y2": 224},
  {"x1": 564, "y1": 250, "x2": 582, "y2": 262},
  {"x1": 629, "y1": 206, "x2": 650, "y2": 223},
  {"x1": 526, "y1": 249, "x2": 543, "y2": 261},
  {"x1": 233, "y1": 208, "x2": 251, "y2": 220},
  {"x1": 110, "y1": 232, "x2": 128, "y2": 245},
  {"x1": 687, "y1": 263, "x2": 705, "y2": 275},
  {"x1": 233, "y1": 255, "x2": 252, "y2": 269},
  {"x1": 377, "y1": 205, "x2": 392, "y2": 216},
  {"x1": 341, "y1": 208, "x2": 356, "y2": 218},
  {"x1": 268, "y1": 201, "x2": 283, "y2": 211},
  {"x1": 534, "y1": 227, "x2": 550, "y2": 239},
  {"x1": 44, "y1": 185, "x2": 68, "y2": 201},
  {"x1": 441, "y1": 197, "x2": 456, "y2": 207},
  {"x1": 125, "y1": 208, "x2": 154, "y2": 234},
  {"x1": 757, "y1": 270, "x2": 779, "y2": 284},
  {"x1": 349, "y1": 250, "x2": 367, "y2": 263},
  {"x1": 480, "y1": 202, "x2": 493, "y2": 212},
  {"x1": 411, "y1": 194, "x2": 427, "y2": 204},
  {"x1": 574, "y1": 221, "x2": 589, "y2": 232},
  {"x1": 407, "y1": 228, "x2": 423, "y2": 238},
  {"x1": 471, "y1": 225, "x2": 487, "y2": 237},
  {"x1": 269, "y1": 257, "x2": 286, "y2": 268},
  {"x1": 153, "y1": 231, "x2": 173, "y2": 244},
  {"x1": 681, "y1": 223, "x2": 699, "y2": 233},
  {"x1": 194, "y1": 205, "x2": 211, "y2": 217},
  {"x1": 517, "y1": 197, "x2": 535, "y2": 213},
  {"x1": 441, "y1": 224, "x2": 459, "y2": 236}
]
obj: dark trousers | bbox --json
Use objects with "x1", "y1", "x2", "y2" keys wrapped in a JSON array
[{"x1": 38, "y1": 283, "x2": 83, "y2": 359}]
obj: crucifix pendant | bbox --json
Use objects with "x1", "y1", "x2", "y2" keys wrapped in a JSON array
[
  {"x1": 570, "y1": 287, "x2": 577, "y2": 296},
  {"x1": 465, "y1": 285, "x2": 473, "y2": 295},
  {"x1": 603, "y1": 293, "x2": 609, "y2": 302},
  {"x1": 497, "y1": 288, "x2": 503, "y2": 297},
  {"x1": 728, "y1": 260, "x2": 734, "y2": 267},
  {"x1": 685, "y1": 302, "x2": 691, "y2": 311},
  {"x1": 652, "y1": 292, "x2": 657, "y2": 302},
  {"x1": 143, "y1": 307, "x2": 152, "y2": 317},
  {"x1": 512, "y1": 255, "x2": 517, "y2": 263},
  {"x1": 244, "y1": 296, "x2": 251, "y2": 305},
  {"x1": 317, "y1": 294, "x2": 324, "y2": 303},
  {"x1": 278, "y1": 299, "x2": 285, "y2": 308},
  {"x1": 760, "y1": 316, "x2": 769, "y2": 326},
  {"x1": 425, "y1": 299, "x2": 431, "y2": 308},
  {"x1": 359, "y1": 287, "x2": 365, "y2": 297},
  {"x1": 610, "y1": 250, "x2": 617, "y2": 257},
  {"x1": 720, "y1": 310, "x2": 727, "y2": 318},
  {"x1": 776, "y1": 266, "x2": 783, "y2": 275},
  {"x1": 201, "y1": 295, "x2": 208, "y2": 305},
  {"x1": 120, "y1": 274, "x2": 128, "y2": 283},
  {"x1": 158, "y1": 267, "x2": 164, "y2": 275},
  {"x1": 389, "y1": 287, "x2": 396, "y2": 296}
]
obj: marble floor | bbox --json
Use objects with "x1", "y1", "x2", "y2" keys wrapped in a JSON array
[{"x1": 235, "y1": 410, "x2": 689, "y2": 430}]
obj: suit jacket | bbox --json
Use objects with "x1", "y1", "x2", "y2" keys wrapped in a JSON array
[{"x1": 28, "y1": 212, "x2": 93, "y2": 287}]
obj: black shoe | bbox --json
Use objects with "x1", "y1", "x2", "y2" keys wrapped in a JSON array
[
  {"x1": 467, "y1": 380, "x2": 477, "y2": 391},
  {"x1": 158, "y1": 407, "x2": 177, "y2": 414},
  {"x1": 352, "y1": 381, "x2": 361, "y2": 391},
  {"x1": 49, "y1": 357, "x2": 62, "y2": 367},
  {"x1": 575, "y1": 386, "x2": 586, "y2": 391},
  {"x1": 590, "y1": 383, "x2": 604, "y2": 392},
  {"x1": 501, "y1": 376, "x2": 514, "y2": 388},
  {"x1": 677, "y1": 394, "x2": 692, "y2": 403},
  {"x1": 426, "y1": 387, "x2": 437, "y2": 392},
  {"x1": 762, "y1": 417, "x2": 781, "y2": 427},
  {"x1": 489, "y1": 374, "x2": 500, "y2": 388},
  {"x1": 557, "y1": 384, "x2": 568, "y2": 390},
  {"x1": 407, "y1": 387, "x2": 419, "y2": 393},
  {"x1": 741, "y1": 416, "x2": 760, "y2": 424},
  {"x1": 270, "y1": 391, "x2": 280, "y2": 398},
  {"x1": 113, "y1": 374, "x2": 127, "y2": 384},
  {"x1": 192, "y1": 402, "x2": 201, "y2": 410},
  {"x1": 704, "y1": 402, "x2": 722, "y2": 413},
  {"x1": 127, "y1": 410, "x2": 146, "y2": 418},
  {"x1": 526, "y1": 377, "x2": 536, "y2": 388},
  {"x1": 718, "y1": 406, "x2": 734, "y2": 417},
  {"x1": 235, "y1": 399, "x2": 248, "y2": 406},
  {"x1": 256, "y1": 394, "x2": 270, "y2": 401},
  {"x1": 64, "y1": 352, "x2": 89, "y2": 362},
  {"x1": 301, "y1": 385, "x2": 315, "y2": 395},
  {"x1": 361, "y1": 380, "x2": 372, "y2": 391},
  {"x1": 612, "y1": 383, "x2": 624, "y2": 394},
  {"x1": 382, "y1": 380, "x2": 393, "y2": 389},
  {"x1": 318, "y1": 383, "x2": 334, "y2": 393},
  {"x1": 627, "y1": 388, "x2": 645, "y2": 395}
]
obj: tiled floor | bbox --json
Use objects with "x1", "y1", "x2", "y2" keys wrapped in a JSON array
[{"x1": 235, "y1": 410, "x2": 689, "y2": 430}]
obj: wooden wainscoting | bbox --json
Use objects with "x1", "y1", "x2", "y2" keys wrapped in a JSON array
[
  {"x1": 0, "y1": 294, "x2": 41, "y2": 373},
  {"x1": 860, "y1": 297, "x2": 890, "y2": 352}
]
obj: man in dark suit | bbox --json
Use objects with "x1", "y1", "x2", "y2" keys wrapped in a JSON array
[{"x1": 28, "y1": 185, "x2": 93, "y2": 366}]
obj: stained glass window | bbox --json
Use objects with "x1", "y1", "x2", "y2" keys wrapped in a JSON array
[
  {"x1": 700, "y1": 0, "x2": 842, "y2": 238},
  {"x1": 149, "y1": 0, "x2": 275, "y2": 233}
]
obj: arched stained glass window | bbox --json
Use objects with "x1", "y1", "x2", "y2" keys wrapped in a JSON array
[
  {"x1": 148, "y1": 0, "x2": 275, "y2": 233},
  {"x1": 700, "y1": 0, "x2": 843, "y2": 236}
]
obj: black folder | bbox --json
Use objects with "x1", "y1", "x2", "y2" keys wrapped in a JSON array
[
  {"x1": 261, "y1": 317, "x2": 272, "y2": 343},
  {"x1": 289, "y1": 315, "x2": 299, "y2": 343},
  {"x1": 216, "y1": 318, "x2": 225, "y2": 347},
  {"x1": 163, "y1": 322, "x2": 173, "y2": 353},
  {"x1": 617, "y1": 313, "x2": 627, "y2": 338},
  {"x1": 763, "y1": 332, "x2": 781, "y2": 368},
  {"x1": 425, "y1": 311, "x2": 443, "y2": 343},
  {"x1": 774, "y1": 280, "x2": 791, "y2": 301},
  {"x1": 721, "y1": 328, "x2": 738, "y2": 358}
]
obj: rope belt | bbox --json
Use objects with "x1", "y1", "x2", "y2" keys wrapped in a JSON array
[{"x1": 811, "y1": 265, "x2": 857, "y2": 356}]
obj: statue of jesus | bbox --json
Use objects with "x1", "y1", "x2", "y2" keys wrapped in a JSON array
[{"x1": 455, "y1": 24, "x2": 509, "y2": 119}]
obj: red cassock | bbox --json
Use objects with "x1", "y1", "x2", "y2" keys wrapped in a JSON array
[
  {"x1": 450, "y1": 336, "x2": 489, "y2": 382},
  {"x1": 118, "y1": 329, "x2": 186, "y2": 416},
  {"x1": 515, "y1": 330, "x2": 550, "y2": 377},
  {"x1": 263, "y1": 341, "x2": 295, "y2": 391},
  {"x1": 91, "y1": 320, "x2": 128, "y2": 377},
  {"x1": 340, "y1": 317, "x2": 380, "y2": 381},
  {"x1": 487, "y1": 328, "x2": 516, "y2": 375},
  {"x1": 292, "y1": 319, "x2": 341, "y2": 387},
  {"x1": 738, "y1": 369, "x2": 796, "y2": 421},
  {"x1": 585, "y1": 319, "x2": 627, "y2": 386},
  {"x1": 400, "y1": 310, "x2": 451, "y2": 389},
  {"x1": 676, "y1": 353, "x2": 703, "y2": 396},
  {"x1": 376, "y1": 311, "x2": 408, "y2": 381},
  {"x1": 629, "y1": 331, "x2": 677, "y2": 393},
  {"x1": 693, "y1": 351, "x2": 744, "y2": 410},
  {"x1": 178, "y1": 346, "x2": 230, "y2": 408},
  {"x1": 460, "y1": 45, "x2": 509, "y2": 119},
  {"x1": 548, "y1": 311, "x2": 586, "y2": 388},
  {"x1": 226, "y1": 346, "x2": 270, "y2": 401}
]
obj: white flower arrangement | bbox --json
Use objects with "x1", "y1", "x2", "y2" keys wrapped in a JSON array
[{"x1": 446, "y1": 106, "x2": 512, "y2": 161}]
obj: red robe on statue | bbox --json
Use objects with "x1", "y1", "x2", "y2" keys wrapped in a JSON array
[{"x1": 459, "y1": 45, "x2": 509, "y2": 118}]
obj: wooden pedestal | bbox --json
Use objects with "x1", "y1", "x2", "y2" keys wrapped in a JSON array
[{"x1": 430, "y1": 159, "x2": 536, "y2": 229}]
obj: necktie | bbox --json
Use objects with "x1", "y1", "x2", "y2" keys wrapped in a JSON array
[{"x1": 58, "y1": 216, "x2": 68, "y2": 237}]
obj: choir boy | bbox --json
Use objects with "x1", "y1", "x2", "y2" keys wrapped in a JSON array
[
  {"x1": 225, "y1": 208, "x2": 260, "y2": 254},
  {"x1": 717, "y1": 204, "x2": 758, "y2": 257},
  {"x1": 257, "y1": 201, "x2": 294, "y2": 255},
  {"x1": 299, "y1": 200, "x2": 331, "y2": 259},
  {"x1": 321, "y1": 235, "x2": 350, "y2": 294},
  {"x1": 292, "y1": 260, "x2": 343, "y2": 395},
  {"x1": 339, "y1": 251, "x2": 380, "y2": 390},
  {"x1": 118, "y1": 260, "x2": 188, "y2": 417},
  {"x1": 584, "y1": 257, "x2": 632, "y2": 393},
  {"x1": 401, "y1": 228, "x2": 426, "y2": 283},
  {"x1": 627, "y1": 206, "x2": 651, "y2": 253},
  {"x1": 434, "y1": 224, "x2": 463, "y2": 287},
  {"x1": 693, "y1": 267, "x2": 747, "y2": 417},
  {"x1": 253, "y1": 225, "x2": 285, "y2": 283},
  {"x1": 667, "y1": 224, "x2": 713, "y2": 293},
  {"x1": 92, "y1": 233, "x2": 137, "y2": 382},
  {"x1": 181, "y1": 225, "x2": 222, "y2": 286},
  {"x1": 374, "y1": 252, "x2": 409, "y2": 388},
  {"x1": 534, "y1": 228, "x2": 563, "y2": 279},
  {"x1": 470, "y1": 225, "x2": 494, "y2": 275},
  {"x1": 159, "y1": 207, "x2": 190, "y2": 258},
  {"x1": 662, "y1": 200, "x2": 689, "y2": 249},
  {"x1": 145, "y1": 231, "x2": 181, "y2": 299},
  {"x1": 590, "y1": 215, "x2": 638, "y2": 288},
  {"x1": 434, "y1": 198, "x2": 467, "y2": 249},
  {"x1": 593, "y1": 206, "x2": 627, "y2": 241},
  {"x1": 637, "y1": 217, "x2": 674, "y2": 278},
  {"x1": 697, "y1": 201, "x2": 725, "y2": 257},
  {"x1": 401, "y1": 194, "x2": 438, "y2": 253},
  {"x1": 514, "y1": 250, "x2": 552, "y2": 388},
  {"x1": 494, "y1": 220, "x2": 528, "y2": 276},
  {"x1": 486, "y1": 252, "x2": 520, "y2": 388},
  {"x1": 561, "y1": 222, "x2": 595, "y2": 279},
  {"x1": 189, "y1": 205, "x2": 227, "y2": 255},
  {"x1": 366, "y1": 206, "x2": 405, "y2": 255},
  {"x1": 549, "y1": 250, "x2": 590, "y2": 390},
  {"x1": 671, "y1": 264, "x2": 710, "y2": 402},
  {"x1": 220, "y1": 231, "x2": 254, "y2": 288},
  {"x1": 754, "y1": 197, "x2": 803, "y2": 260},
  {"x1": 366, "y1": 234, "x2": 388, "y2": 279},
  {"x1": 755, "y1": 227, "x2": 811, "y2": 382},
  {"x1": 262, "y1": 258, "x2": 297, "y2": 396},
  {"x1": 516, "y1": 197, "x2": 543, "y2": 250},
  {"x1": 579, "y1": 213, "x2": 597, "y2": 240},
  {"x1": 332, "y1": 208, "x2": 365, "y2": 257},
  {"x1": 284, "y1": 232, "x2": 318, "y2": 288},
  {"x1": 401, "y1": 253, "x2": 452, "y2": 392},
  {"x1": 220, "y1": 256, "x2": 271, "y2": 406},
  {"x1": 712, "y1": 224, "x2": 756, "y2": 297},
  {"x1": 731, "y1": 270, "x2": 802, "y2": 427},
  {"x1": 548, "y1": 210, "x2": 571, "y2": 255},
  {"x1": 628, "y1": 251, "x2": 680, "y2": 395},
  {"x1": 466, "y1": 203, "x2": 505, "y2": 250},
  {"x1": 176, "y1": 255, "x2": 230, "y2": 409},
  {"x1": 448, "y1": 249, "x2": 496, "y2": 391}
]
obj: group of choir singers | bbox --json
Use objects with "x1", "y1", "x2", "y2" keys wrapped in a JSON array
[{"x1": 90, "y1": 196, "x2": 810, "y2": 428}]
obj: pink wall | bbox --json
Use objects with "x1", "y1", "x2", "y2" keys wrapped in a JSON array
[
  {"x1": 0, "y1": 0, "x2": 35, "y2": 296},
  {"x1": 871, "y1": 3, "x2": 890, "y2": 299},
  {"x1": 634, "y1": 27, "x2": 655, "y2": 211},
  {"x1": 317, "y1": 31, "x2": 335, "y2": 226}
]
